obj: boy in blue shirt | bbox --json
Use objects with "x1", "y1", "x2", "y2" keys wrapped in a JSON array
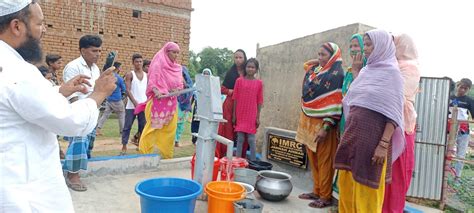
[{"x1": 96, "y1": 62, "x2": 126, "y2": 138}]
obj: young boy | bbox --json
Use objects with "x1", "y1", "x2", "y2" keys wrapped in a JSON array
[{"x1": 449, "y1": 78, "x2": 474, "y2": 180}]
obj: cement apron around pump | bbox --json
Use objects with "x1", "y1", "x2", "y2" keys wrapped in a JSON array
[{"x1": 69, "y1": 156, "x2": 442, "y2": 213}]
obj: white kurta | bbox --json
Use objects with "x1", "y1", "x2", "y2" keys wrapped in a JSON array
[{"x1": 0, "y1": 40, "x2": 99, "y2": 212}]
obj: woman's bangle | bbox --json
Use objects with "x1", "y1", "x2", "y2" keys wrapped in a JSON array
[{"x1": 379, "y1": 141, "x2": 389, "y2": 149}]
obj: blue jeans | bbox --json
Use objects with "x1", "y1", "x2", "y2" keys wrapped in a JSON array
[
  {"x1": 454, "y1": 132, "x2": 470, "y2": 178},
  {"x1": 122, "y1": 109, "x2": 146, "y2": 145}
]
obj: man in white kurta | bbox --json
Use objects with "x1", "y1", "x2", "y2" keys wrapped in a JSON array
[{"x1": 0, "y1": 1, "x2": 116, "y2": 211}]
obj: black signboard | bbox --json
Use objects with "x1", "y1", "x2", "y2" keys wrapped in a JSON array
[{"x1": 267, "y1": 133, "x2": 308, "y2": 169}]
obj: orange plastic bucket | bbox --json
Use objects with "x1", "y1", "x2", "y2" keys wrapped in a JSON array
[{"x1": 205, "y1": 181, "x2": 245, "y2": 213}]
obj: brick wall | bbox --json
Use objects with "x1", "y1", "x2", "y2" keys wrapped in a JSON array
[{"x1": 40, "y1": 0, "x2": 192, "y2": 82}]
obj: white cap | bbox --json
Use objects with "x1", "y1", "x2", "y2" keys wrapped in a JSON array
[{"x1": 0, "y1": 0, "x2": 32, "y2": 17}]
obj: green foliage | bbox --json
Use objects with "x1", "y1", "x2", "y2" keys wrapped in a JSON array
[
  {"x1": 187, "y1": 50, "x2": 201, "y2": 80},
  {"x1": 187, "y1": 47, "x2": 234, "y2": 80}
]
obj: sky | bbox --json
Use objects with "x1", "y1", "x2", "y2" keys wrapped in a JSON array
[{"x1": 189, "y1": 0, "x2": 473, "y2": 81}]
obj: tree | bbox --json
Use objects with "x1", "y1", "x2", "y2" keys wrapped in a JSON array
[
  {"x1": 188, "y1": 47, "x2": 234, "y2": 80},
  {"x1": 187, "y1": 50, "x2": 201, "y2": 80}
]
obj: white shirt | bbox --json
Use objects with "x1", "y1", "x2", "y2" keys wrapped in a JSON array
[
  {"x1": 125, "y1": 70, "x2": 148, "y2": 109},
  {"x1": 63, "y1": 56, "x2": 100, "y2": 100},
  {"x1": 0, "y1": 40, "x2": 99, "y2": 212}
]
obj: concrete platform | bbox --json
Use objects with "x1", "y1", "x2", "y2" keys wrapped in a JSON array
[{"x1": 70, "y1": 157, "x2": 443, "y2": 213}]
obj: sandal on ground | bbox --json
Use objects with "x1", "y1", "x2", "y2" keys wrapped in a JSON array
[
  {"x1": 66, "y1": 179, "x2": 87, "y2": 192},
  {"x1": 119, "y1": 151, "x2": 127, "y2": 156},
  {"x1": 298, "y1": 192, "x2": 319, "y2": 200},
  {"x1": 308, "y1": 199, "x2": 332, "y2": 208}
]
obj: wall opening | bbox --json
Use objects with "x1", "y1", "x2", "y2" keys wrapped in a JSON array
[{"x1": 132, "y1": 10, "x2": 142, "y2": 18}]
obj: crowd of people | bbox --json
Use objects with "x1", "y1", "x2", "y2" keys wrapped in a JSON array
[{"x1": 1, "y1": 1, "x2": 472, "y2": 212}]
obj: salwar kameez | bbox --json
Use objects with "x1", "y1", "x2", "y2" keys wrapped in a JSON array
[
  {"x1": 296, "y1": 113, "x2": 339, "y2": 200},
  {"x1": 382, "y1": 131, "x2": 415, "y2": 213},
  {"x1": 338, "y1": 160, "x2": 387, "y2": 213},
  {"x1": 139, "y1": 100, "x2": 178, "y2": 159}
]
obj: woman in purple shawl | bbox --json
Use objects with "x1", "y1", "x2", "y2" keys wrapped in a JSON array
[{"x1": 334, "y1": 29, "x2": 405, "y2": 213}]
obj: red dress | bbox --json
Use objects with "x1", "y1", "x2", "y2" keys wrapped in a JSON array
[
  {"x1": 233, "y1": 78, "x2": 263, "y2": 134},
  {"x1": 216, "y1": 86, "x2": 236, "y2": 158}
]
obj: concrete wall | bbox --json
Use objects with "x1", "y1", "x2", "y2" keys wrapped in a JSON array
[
  {"x1": 255, "y1": 23, "x2": 374, "y2": 148},
  {"x1": 40, "y1": 0, "x2": 192, "y2": 81}
]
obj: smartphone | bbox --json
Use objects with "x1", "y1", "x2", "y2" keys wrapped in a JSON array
[{"x1": 102, "y1": 50, "x2": 117, "y2": 71}]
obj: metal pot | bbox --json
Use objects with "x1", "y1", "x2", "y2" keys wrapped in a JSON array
[{"x1": 255, "y1": 170, "x2": 292, "y2": 201}]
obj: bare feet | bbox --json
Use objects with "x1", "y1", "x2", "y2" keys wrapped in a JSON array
[{"x1": 120, "y1": 145, "x2": 127, "y2": 156}]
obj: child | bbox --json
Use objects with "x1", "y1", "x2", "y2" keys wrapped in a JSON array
[
  {"x1": 37, "y1": 65, "x2": 56, "y2": 86},
  {"x1": 449, "y1": 78, "x2": 474, "y2": 181},
  {"x1": 232, "y1": 58, "x2": 263, "y2": 161}
]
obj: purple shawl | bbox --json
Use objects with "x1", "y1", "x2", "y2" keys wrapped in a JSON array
[{"x1": 343, "y1": 29, "x2": 405, "y2": 163}]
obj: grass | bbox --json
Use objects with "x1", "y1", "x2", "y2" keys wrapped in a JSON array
[{"x1": 61, "y1": 113, "x2": 195, "y2": 158}]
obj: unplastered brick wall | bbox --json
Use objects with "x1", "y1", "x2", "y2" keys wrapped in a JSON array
[{"x1": 40, "y1": 0, "x2": 192, "y2": 82}]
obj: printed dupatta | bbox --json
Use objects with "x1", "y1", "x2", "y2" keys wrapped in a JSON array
[{"x1": 301, "y1": 42, "x2": 344, "y2": 124}]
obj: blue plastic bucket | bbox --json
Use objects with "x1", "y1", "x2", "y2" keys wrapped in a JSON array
[{"x1": 135, "y1": 177, "x2": 203, "y2": 213}]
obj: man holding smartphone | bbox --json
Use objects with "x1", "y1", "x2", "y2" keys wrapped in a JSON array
[{"x1": 62, "y1": 34, "x2": 103, "y2": 192}]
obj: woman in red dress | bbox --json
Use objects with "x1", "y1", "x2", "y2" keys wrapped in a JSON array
[{"x1": 217, "y1": 49, "x2": 247, "y2": 158}]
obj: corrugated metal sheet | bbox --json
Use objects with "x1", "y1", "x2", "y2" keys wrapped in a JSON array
[{"x1": 407, "y1": 77, "x2": 451, "y2": 200}]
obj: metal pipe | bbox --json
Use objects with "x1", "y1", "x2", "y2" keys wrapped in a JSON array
[
  {"x1": 159, "y1": 87, "x2": 196, "y2": 98},
  {"x1": 212, "y1": 133, "x2": 234, "y2": 159}
]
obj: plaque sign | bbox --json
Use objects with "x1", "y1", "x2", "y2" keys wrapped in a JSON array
[{"x1": 267, "y1": 133, "x2": 308, "y2": 169}]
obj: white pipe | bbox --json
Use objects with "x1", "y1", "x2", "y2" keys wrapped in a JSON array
[{"x1": 212, "y1": 133, "x2": 234, "y2": 159}]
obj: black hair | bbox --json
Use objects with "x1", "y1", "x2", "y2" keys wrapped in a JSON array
[
  {"x1": 0, "y1": 1, "x2": 38, "y2": 33},
  {"x1": 132, "y1": 53, "x2": 143, "y2": 62},
  {"x1": 231, "y1": 49, "x2": 247, "y2": 72},
  {"x1": 45, "y1": 54, "x2": 62, "y2": 66},
  {"x1": 143, "y1": 59, "x2": 151, "y2": 67},
  {"x1": 243, "y1": 58, "x2": 259, "y2": 77},
  {"x1": 222, "y1": 49, "x2": 247, "y2": 89},
  {"x1": 79, "y1": 34, "x2": 102, "y2": 49},
  {"x1": 37, "y1": 65, "x2": 49, "y2": 77},
  {"x1": 113, "y1": 62, "x2": 122, "y2": 68},
  {"x1": 459, "y1": 78, "x2": 472, "y2": 89}
]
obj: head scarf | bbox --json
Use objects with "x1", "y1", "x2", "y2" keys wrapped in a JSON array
[
  {"x1": 301, "y1": 42, "x2": 345, "y2": 121},
  {"x1": 343, "y1": 29, "x2": 405, "y2": 163},
  {"x1": 222, "y1": 49, "x2": 247, "y2": 89},
  {"x1": 394, "y1": 34, "x2": 420, "y2": 133},
  {"x1": 349, "y1": 34, "x2": 367, "y2": 67},
  {"x1": 342, "y1": 34, "x2": 367, "y2": 97},
  {"x1": 177, "y1": 65, "x2": 194, "y2": 112},
  {"x1": 146, "y1": 42, "x2": 184, "y2": 129}
]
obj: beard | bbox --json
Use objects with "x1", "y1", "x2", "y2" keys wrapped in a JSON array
[{"x1": 15, "y1": 31, "x2": 43, "y2": 64}]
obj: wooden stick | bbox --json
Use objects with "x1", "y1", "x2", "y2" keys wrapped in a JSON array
[{"x1": 441, "y1": 106, "x2": 459, "y2": 210}]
